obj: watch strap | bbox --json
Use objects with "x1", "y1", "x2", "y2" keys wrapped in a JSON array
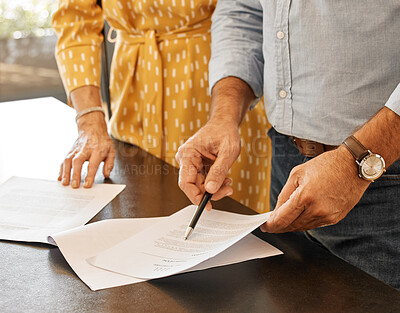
[{"x1": 343, "y1": 135, "x2": 369, "y2": 162}]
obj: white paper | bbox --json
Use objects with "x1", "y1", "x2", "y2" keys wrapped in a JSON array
[
  {"x1": 51, "y1": 217, "x2": 282, "y2": 291},
  {"x1": 89, "y1": 205, "x2": 272, "y2": 279},
  {"x1": 0, "y1": 177, "x2": 125, "y2": 243},
  {"x1": 0, "y1": 97, "x2": 77, "y2": 185}
]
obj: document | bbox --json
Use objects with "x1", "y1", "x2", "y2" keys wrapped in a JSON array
[
  {"x1": 89, "y1": 206, "x2": 273, "y2": 280},
  {"x1": 51, "y1": 217, "x2": 282, "y2": 291},
  {"x1": 0, "y1": 177, "x2": 125, "y2": 243}
]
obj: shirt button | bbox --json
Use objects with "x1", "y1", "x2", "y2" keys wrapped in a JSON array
[
  {"x1": 276, "y1": 31, "x2": 285, "y2": 39},
  {"x1": 279, "y1": 90, "x2": 287, "y2": 98}
]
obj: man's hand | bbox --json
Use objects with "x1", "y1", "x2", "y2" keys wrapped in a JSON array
[
  {"x1": 261, "y1": 146, "x2": 370, "y2": 233},
  {"x1": 59, "y1": 113, "x2": 115, "y2": 188},
  {"x1": 262, "y1": 107, "x2": 400, "y2": 233},
  {"x1": 176, "y1": 76, "x2": 256, "y2": 209},
  {"x1": 175, "y1": 120, "x2": 240, "y2": 210}
]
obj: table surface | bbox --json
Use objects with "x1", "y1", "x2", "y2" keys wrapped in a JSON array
[{"x1": 1, "y1": 98, "x2": 399, "y2": 313}]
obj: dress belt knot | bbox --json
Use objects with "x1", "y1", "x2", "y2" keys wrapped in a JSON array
[
  {"x1": 115, "y1": 21, "x2": 211, "y2": 44},
  {"x1": 109, "y1": 21, "x2": 211, "y2": 158}
]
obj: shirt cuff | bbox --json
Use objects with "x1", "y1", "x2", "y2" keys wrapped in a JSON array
[
  {"x1": 385, "y1": 83, "x2": 400, "y2": 116},
  {"x1": 55, "y1": 45, "x2": 102, "y2": 105}
]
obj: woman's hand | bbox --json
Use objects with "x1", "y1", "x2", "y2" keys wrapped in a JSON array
[
  {"x1": 59, "y1": 112, "x2": 115, "y2": 188},
  {"x1": 59, "y1": 86, "x2": 115, "y2": 188}
]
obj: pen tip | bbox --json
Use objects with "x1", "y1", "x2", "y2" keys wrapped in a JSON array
[{"x1": 184, "y1": 227, "x2": 193, "y2": 241}]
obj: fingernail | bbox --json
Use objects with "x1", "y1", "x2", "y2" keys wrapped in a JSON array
[
  {"x1": 84, "y1": 181, "x2": 89, "y2": 188},
  {"x1": 71, "y1": 180, "x2": 78, "y2": 188},
  {"x1": 62, "y1": 178, "x2": 67, "y2": 185},
  {"x1": 206, "y1": 181, "x2": 218, "y2": 193}
]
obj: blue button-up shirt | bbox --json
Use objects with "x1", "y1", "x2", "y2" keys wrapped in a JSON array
[{"x1": 209, "y1": 0, "x2": 400, "y2": 145}]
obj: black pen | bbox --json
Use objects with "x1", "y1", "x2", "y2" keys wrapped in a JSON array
[{"x1": 184, "y1": 191, "x2": 213, "y2": 240}]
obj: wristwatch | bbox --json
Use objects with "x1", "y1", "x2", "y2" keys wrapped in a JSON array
[{"x1": 343, "y1": 135, "x2": 386, "y2": 182}]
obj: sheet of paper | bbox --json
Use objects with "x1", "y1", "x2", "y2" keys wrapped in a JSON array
[
  {"x1": 51, "y1": 217, "x2": 282, "y2": 291},
  {"x1": 0, "y1": 176, "x2": 125, "y2": 243},
  {"x1": 89, "y1": 205, "x2": 272, "y2": 279}
]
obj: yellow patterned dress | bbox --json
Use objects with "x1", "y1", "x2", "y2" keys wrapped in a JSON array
[{"x1": 53, "y1": 0, "x2": 271, "y2": 213}]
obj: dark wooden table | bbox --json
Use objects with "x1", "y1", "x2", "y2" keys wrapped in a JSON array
[{"x1": 1, "y1": 98, "x2": 399, "y2": 313}]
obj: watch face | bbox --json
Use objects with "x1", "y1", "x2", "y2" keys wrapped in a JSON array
[{"x1": 359, "y1": 153, "x2": 386, "y2": 181}]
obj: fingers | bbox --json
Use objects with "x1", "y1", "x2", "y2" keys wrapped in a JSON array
[
  {"x1": 103, "y1": 147, "x2": 116, "y2": 178},
  {"x1": 262, "y1": 149, "x2": 368, "y2": 234},
  {"x1": 84, "y1": 152, "x2": 103, "y2": 188},
  {"x1": 210, "y1": 177, "x2": 233, "y2": 201},
  {"x1": 58, "y1": 164, "x2": 63, "y2": 181},
  {"x1": 204, "y1": 147, "x2": 236, "y2": 195},
  {"x1": 71, "y1": 152, "x2": 87, "y2": 188},
  {"x1": 178, "y1": 154, "x2": 234, "y2": 208},
  {"x1": 60, "y1": 137, "x2": 115, "y2": 188},
  {"x1": 61, "y1": 153, "x2": 73, "y2": 186},
  {"x1": 260, "y1": 163, "x2": 338, "y2": 233},
  {"x1": 178, "y1": 162, "x2": 203, "y2": 205},
  {"x1": 261, "y1": 168, "x2": 304, "y2": 233},
  {"x1": 176, "y1": 122, "x2": 240, "y2": 207},
  {"x1": 197, "y1": 178, "x2": 232, "y2": 211},
  {"x1": 176, "y1": 141, "x2": 207, "y2": 206},
  {"x1": 82, "y1": 146, "x2": 116, "y2": 188},
  {"x1": 261, "y1": 186, "x2": 305, "y2": 233},
  {"x1": 274, "y1": 172, "x2": 299, "y2": 211}
]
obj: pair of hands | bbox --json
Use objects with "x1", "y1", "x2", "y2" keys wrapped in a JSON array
[
  {"x1": 61, "y1": 111, "x2": 369, "y2": 233},
  {"x1": 175, "y1": 118, "x2": 370, "y2": 233},
  {"x1": 62, "y1": 114, "x2": 369, "y2": 233},
  {"x1": 62, "y1": 86, "x2": 369, "y2": 233},
  {"x1": 62, "y1": 113, "x2": 368, "y2": 233}
]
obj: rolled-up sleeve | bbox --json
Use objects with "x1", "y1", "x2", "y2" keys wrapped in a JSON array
[
  {"x1": 209, "y1": 0, "x2": 264, "y2": 102},
  {"x1": 385, "y1": 83, "x2": 400, "y2": 116},
  {"x1": 52, "y1": 0, "x2": 104, "y2": 104}
]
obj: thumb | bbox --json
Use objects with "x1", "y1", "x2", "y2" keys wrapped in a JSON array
[
  {"x1": 275, "y1": 174, "x2": 299, "y2": 210},
  {"x1": 261, "y1": 173, "x2": 304, "y2": 232}
]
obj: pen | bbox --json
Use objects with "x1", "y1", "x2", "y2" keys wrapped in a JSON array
[{"x1": 184, "y1": 191, "x2": 213, "y2": 240}]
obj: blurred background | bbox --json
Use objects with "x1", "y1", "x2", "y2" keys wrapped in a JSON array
[
  {"x1": 0, "y1": 0, "x2": 114, "y2": 107},
  {"x1": 0, "y1": 0, "x2": 68, "y2": 103}
]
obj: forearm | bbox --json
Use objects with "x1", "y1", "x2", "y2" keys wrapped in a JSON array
[
  {"x1": 70, "y1": 86, "x2": 106, "y2": 129},
  {"x1": 351, "y1": 107, "x2": 400, "y2": 167},
  {"x1": 52, "y1": 1, "x2": 103, "y2": 98},
  {"x1": 70, "y1": 85, "x2": 102, "y2": 111},
  {"x1": 209, "y1": 77, "x2": 256, "y2": 126}
]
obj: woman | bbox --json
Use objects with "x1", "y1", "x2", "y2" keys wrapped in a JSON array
[{"x1": 52, "y1": 0, "x2": 271, "y2": 213}]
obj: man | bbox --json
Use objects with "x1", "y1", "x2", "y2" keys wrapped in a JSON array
[{"x1": 175, "y1": 0, "x2": 400, "y2": 289}]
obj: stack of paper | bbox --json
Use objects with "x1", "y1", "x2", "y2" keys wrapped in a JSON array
[
  {"x1": 0, "y1": 177, "x2": 282, "y2": 291},
  {"x1": 52, "y1": 207, "x2": 283, "y2": 290},
  {"x1": 0, "y1": 177, "x2": 125, "y2": 243}
]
